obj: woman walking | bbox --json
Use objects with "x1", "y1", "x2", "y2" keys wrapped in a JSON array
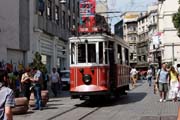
[{"x1": 168, "y1": 66, "x2": 179, "y2": 102}]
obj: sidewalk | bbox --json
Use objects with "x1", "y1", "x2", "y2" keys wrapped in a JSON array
[
  {"x1": 129, "y1": 80, "x2": 179, "y2": 120},
  {"x1": 13, "y1": 80, "x2": 179, "y2": 120}
]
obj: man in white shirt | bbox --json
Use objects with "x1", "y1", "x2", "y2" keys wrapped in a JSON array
[
  {"x1": 130, "y1": 67, "x2": 138, "y2": 88},
  {"x1": 50, "y1": 68, "x2": 60, "y2": 97}
]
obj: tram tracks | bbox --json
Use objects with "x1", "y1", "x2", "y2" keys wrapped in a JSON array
[{"x1": 46, "y1": 105, "x2": 101, "y2": 120}]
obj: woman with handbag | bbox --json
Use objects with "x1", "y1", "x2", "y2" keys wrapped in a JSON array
[
  {"x1": 21, "y1": 67, "x2": 32, "y2": 101},
  {"x1": 168, "y1": 66, "x2": 179, "y2": 102}
]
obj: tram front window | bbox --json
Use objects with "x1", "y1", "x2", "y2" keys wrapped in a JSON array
[
  {"x1": 88, "y1": 44, "x2": 96, "y2": 63},
  {"x1": 78, "y1": 44, "x2": 86, "y2": 63}
]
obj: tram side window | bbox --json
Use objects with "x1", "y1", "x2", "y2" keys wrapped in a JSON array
[
  {"x1": 88, "y1": 44, "x2": 96, "y2": 63},
  {"x1": 78, "y1": 44, "x2": 86, "y2": 63},
  {"x1": 125, "y1": 48, "x2": 129, "y2": 65},
  {"x1": 71, "y1": 43, "x2": 75, "y2": 64},
  {"x1": 117, "y1": 45, "x2": 122, "y2": 64},
  {"x1": 99, "y1": 42, "x2": 103, "y2": 64},
  {"x1": 105, "y1": 42, "x2": 108, "y2": 64}
]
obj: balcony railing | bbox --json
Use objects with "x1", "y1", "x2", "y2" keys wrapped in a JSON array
[{"x1": 34, "y1": 15, "x2": 71, "y2": 41}]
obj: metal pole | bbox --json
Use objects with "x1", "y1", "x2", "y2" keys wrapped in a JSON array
[{"x1": 172, "y1": 43, "x2": 175, "y2": 65}]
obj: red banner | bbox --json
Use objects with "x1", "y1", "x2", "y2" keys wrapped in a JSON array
[{"x1": 78, "y1": 0, "x2": 97, "y2": 33}]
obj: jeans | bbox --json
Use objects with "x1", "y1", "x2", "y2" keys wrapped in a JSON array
[
  {"x1": 34, "y1": 84, "x2": 42, "y2": 109},
  {"x1": 147, "y1": 76, "x2": 152, "y2": 86}
]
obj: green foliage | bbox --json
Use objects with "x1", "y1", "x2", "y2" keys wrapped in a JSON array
[
  {"x1": 30, "y1": 52, "x2": 47, "y2": 73},
  {"x1": 172, "y1": 3, "x2": 180, "y2": 37}
]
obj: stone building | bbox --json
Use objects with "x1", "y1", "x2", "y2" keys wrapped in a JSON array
[
  {"x1": 136, "y1": 13, "x2": 149, "y2": 70},
  {"x1": 122, "y1": 12, "x2": 140, "y2": 67},
  {"x1": 0, "y1": 0, "x2": 79, "y2": 72},
  {"x1": 147, "y1": 4, "x2": 160, "y2": 68},
  {"x1": 158, "y1": 0, "x2": 180, "y2": 66}
]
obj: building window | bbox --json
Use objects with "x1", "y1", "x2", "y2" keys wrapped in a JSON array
[
  {"x1": 138, "y1": 56, "x2": 141, "y2": 62},
  {"x1": 55, "y1": 6, "x2": 59, "y2": 24},
  {"x1": 68, "y1": 0, "x2": 71, "y2": 10},
  {"x1": 37, "y1": 0, "x2": 44, "y2": 16},
  {"x1": 73, "y1": 0, "x2": 75, "y2": 12},
  {"x1": 62, "y1": 11, "x2": 65, "y2": 29},
  {"x1": 77, "y1": 1, "x2": 80, "y2": 17},
  {"x1": 130, "y1": 53, "x2": 133, "y2": 60},
  {"x1": 68, "y1": 16, "x2": 71, "y2": 30},
  {"x1": 47, "y1": 0, "x2": 52, "y2": 20},
  {"x1": 143, "y1": 55, "x2": 146, "y2": 61}
]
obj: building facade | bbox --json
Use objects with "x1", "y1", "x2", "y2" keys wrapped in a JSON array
[
  {"x1": 147, "y1": 4, "x2": 160, "y2": 68},
  {"x1": 0, "y1": 0, "x2": 79, "y2": 72},
  {"x1": 122, "y1": 12, "x2": 140, "y2": 67},
  {"x1": 158, "y1": 0, "x2": 180, "y2": 66},
  {"x1": 137, "y1": 13, "x2": 149, "y2": 70}
]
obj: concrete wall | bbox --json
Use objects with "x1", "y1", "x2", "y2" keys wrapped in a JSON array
[
  {"x1": 0, "y1": 0, "x2": 20, "y2": 61},
  {"x1": 159, "y1": 0, "x2": 180, "y2": 64}
]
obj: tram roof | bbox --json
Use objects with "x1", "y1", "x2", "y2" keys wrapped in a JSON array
[{"x1": 69, "y1": 34, "x2": 129, "y2": 48}]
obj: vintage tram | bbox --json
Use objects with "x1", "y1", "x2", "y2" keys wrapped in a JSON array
[{"x1": 69, "y1": 34, "x2": 130, "y2": 100}]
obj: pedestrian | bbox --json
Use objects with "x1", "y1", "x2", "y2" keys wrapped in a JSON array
[
  {"x1": 147, "y1": 67, "x2": 153, "y2": 86},
  {"x1": 0, "y1": 70, "x2": 15, "y2": 120},
  {"x1": 156, "y1": 63, "x2": 169, "y2": 102},
  {"x1": 49, "y1": 67, "x2": 60, "y2": 97},
  {"x1": 168, "y1": 66, "x2": 179, "y2": 102},
  {"x1": 21, "y1": 67, "x2": 32, "y2": 100},
  {"x1": 31, "y1": 67, "x2": 43, "y2": 110},
  {"x1": 130, "y1": 67, "x2": 138, "y2": 88}
]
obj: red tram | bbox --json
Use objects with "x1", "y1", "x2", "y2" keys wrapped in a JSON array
[{"x1": 69, "y1": 34, "x2": 130, "y2": 100}]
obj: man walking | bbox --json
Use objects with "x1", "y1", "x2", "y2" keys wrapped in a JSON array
[
  {"x1": 130, "y1": 67, "x2": 138, "y2": 88},
  {"x1": 0, "y1": 71, "x2": 15, "y2": 120},
  {"x1": 50, "y1": 68, "x2": 60, "y2": 97},
  {"x1": 156, "y1": 63, "x2": 169, "y2": 102},
  {"x1": 147, "y1": 67, "x2": 153, "y2": 86}
]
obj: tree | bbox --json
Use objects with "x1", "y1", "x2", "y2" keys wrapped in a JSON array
[
  {"x1": 172, "y1": 0, "x2": 180, "y2": 37},
  {"x1": 30, "y1": 52, "x2": 47, "y2": 73}
]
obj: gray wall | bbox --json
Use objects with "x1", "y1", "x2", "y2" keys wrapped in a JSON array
[
  {"x1": 0, "y1": 0, "x2": 20, "y2": 60},
  {"x1": 19, "y1": 0, "x2": 30, "y2": 50}
]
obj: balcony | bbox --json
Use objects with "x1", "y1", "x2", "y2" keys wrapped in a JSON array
[
  {"x1": 127, "y1": 30, "x2": 137, "y2": 34},
  {"x1": 34, "y1": 15, "x2": 71, "y2": 41}
]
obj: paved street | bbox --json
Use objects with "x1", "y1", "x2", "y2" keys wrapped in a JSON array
[{"x1": 14, "y1": 80, "x2": 179, "y2": 120}]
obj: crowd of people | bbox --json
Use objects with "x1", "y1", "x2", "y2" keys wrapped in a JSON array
[
  {"x1": 130, "y1": 63, "x2": 180, "y2": 102},
  {"x1": 0, "y1": 66, "x2": 62, "y2": 120},
  {"x1": 156, "y1": 63, "x2": 180, "y2": 102}
]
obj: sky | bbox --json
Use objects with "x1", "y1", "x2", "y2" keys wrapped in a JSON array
[{"x1": 107, "y1": 0, "x2": 157, "y2": 33}]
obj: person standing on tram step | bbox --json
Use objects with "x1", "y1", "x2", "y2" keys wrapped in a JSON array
[
  {"x1": 21, "y1": 67, "x2": 32, "y2": 100},
  {"x1": 147, "y1": 67, "x2": 153, "y2": 87},
  {"x1": 0, "y1": 70, "x2": 15, "y2": 120},
  {"x1": 49, "y1": 67, "x2": 60, "y2": 97},
  {"x1": 156, "y1": 63, "x2": 169, "y2": 102},
  {"x1": 130, "y1": 67, "x2": 138, "y2": 88}
]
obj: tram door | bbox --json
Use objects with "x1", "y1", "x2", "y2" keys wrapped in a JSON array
[{"x1": 108, "y1": 41, "x2": 117, "y2": 91}]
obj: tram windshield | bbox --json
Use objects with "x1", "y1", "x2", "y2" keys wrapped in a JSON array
[{"x1": 77, "y1": 43, "x2": 96, "y2": 63}]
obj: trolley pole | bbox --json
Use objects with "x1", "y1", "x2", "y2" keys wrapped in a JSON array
[{"x1": 172, "y1": 43, "x2": 175, "y2": 65}]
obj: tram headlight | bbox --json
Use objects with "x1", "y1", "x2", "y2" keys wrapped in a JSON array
[{"x1": 83, "y1": 74, "x2": 92, "y2": 85}]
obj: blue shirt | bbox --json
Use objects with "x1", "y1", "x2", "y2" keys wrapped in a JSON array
[
  {"x1": 158, "y1": 69, "x2": 169, "y2": 83},
  {"x1": 0, "y1": 83, "x2": 15, "y2": 120}
]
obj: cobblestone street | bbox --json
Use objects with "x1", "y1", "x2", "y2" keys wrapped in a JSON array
[{"x1": 13, "y1": 80, "x2": 179, "y2": 120}]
